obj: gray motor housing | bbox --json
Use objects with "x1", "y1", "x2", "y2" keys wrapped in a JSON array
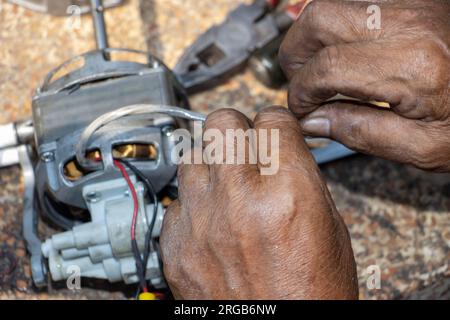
[
  {"x1": 27, "y1": 48, "x2": 186, "y2": 288},
  {"x1": 32, "y1": 49, "x2": 182, "y2": 228}
]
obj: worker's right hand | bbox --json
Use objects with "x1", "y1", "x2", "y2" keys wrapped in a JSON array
[
  {"x1": 160, "y1": 107, "x2": 358, "y2": 299},
  {"x1": 279, "y1": 0, "x2": 450, "y2": 172}
]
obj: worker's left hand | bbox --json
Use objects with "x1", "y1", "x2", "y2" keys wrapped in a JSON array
[
  {"x1": 160, "y1": 107, "x2": 358, "y2": 299},
  {"x1": 278, "y1": 0, "x2": 450, "y2": 172}
]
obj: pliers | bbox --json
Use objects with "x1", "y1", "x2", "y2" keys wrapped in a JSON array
[
  {"x1": 174, "y1": 0, "x2": 357, "y2": 165},
  {"x1": 174, "y1": 0, "x2": 308, "y2": 94}
]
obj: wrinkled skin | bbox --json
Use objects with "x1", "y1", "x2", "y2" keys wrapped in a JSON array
[
  {"x1": 279, "y1": 0, "x2": 450, "y2": 172},
  {"x1": 161, "y1": 107, "x2": 358, "y2": 299},
  {"x1": 160, "y1": 0, "x2": 450, "y2": 300}
]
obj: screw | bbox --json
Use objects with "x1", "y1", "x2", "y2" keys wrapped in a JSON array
[
  {"x1": 162, "y1": 126, "x2": 174, "y2": 137},
  {"x1": 85, "y1": 191, "x2": 101, "y2": 203},
  {"x1": 41, "y1": 152, "x2": 54, "y2": 163}
]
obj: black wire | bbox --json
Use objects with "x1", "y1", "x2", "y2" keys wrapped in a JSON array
[
  {"x1": 116, "y1": 158, "x2": 159, "y2": 291},
  {"x1": 154, "y1": 240, "x2": 165, "y2": 286},
  {"x1": 131, "y1": 239, "x2": 147, "y2": 292}
]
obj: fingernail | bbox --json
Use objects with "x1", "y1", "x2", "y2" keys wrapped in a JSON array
[{"x1": 300, "y1": 117, "x2": 331, "y2": 137}]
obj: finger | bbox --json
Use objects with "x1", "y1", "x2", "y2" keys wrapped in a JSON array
[
  {"x1": 279, "y1": 0, "x2": 386, "y2": 79},
  {"x1": 203, "y1": 108, "x2": 259, "y2": 184},
  {"x1": 286, "y1": 41, "x2": 428, "y2": 119},
  {"x1": 177, "y1": 159, "x2": 210, "y2": 203},
  {"x1": 253, "y1": 106, "x2": 318, "y2": 177},
  {"x1": 299, "y1": 102, "x2": 450, "y2": 170}
]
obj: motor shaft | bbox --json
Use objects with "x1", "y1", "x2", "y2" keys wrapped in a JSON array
[{"x1": 90, "y1": 0, "x2": 109, "y2": 51}]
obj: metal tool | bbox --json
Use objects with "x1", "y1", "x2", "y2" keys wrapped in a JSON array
[
  {"x1": 174, "y1": 0, "x2": 307, "y2": 94},
  {"x1": 173, "y1": 0, "x2": 355, "y2": 164},
  {"x1": 248, "y1": 33, "x2": 287, "y2": 88},
  {"x1": 90, "y1": 0, "x2": 109, "y2": 50},
  {"x1": 311, "y1": 141, "x2": 356, "y2": 164}
]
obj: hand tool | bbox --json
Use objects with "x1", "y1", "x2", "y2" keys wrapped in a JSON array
[{"x1": 174, "y1": 0, "x2": 308, "y2": 94}]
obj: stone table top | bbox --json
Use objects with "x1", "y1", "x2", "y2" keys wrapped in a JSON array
[{"x1": 0, "y1": 0, "x2": 448, "y2": 299}]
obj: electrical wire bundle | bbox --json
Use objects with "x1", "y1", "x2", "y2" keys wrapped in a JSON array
[
  {"x1": 76, "y1": 104, "x2": 205, "y2": 299},
  {"x1": 114, "y1": 159, "x2": 160, "y2": 299}
]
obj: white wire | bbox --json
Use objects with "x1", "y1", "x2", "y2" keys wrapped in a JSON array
[{"x1": 76, "y1": 104, "x2": 206, "y2": 170}]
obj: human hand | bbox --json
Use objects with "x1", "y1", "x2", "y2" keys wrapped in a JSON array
[
  {"x1": 279, "y1": 0, "x2": 450, "y2": 171},
  {"x1": 160, "y1": 107, "x2": 358, "y2": 299}
]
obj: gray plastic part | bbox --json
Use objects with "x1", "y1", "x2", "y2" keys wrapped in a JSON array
[{"x1": 41, "y1": 176, "x2": 165, "y2": 287}]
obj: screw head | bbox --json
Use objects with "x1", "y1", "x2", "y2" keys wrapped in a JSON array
[
  {"x1": 162, "y1": 126, "x2": 174, "y2": 137},
  {"x1": 85, "y1": 191, "x2": 101, "y2": 203},
  {"x1": 41, "y1": 152, "x2": 54, "y2": 163}
]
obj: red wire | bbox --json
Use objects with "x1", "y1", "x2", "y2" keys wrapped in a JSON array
[
  {"x1": 95, "y1": 158, "x2": 149, "y2": 294},
  {"x1": 114, "y1": 160, "x2": 139, "y2": 241}
]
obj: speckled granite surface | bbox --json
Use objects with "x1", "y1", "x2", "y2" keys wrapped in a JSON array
[{"x1": 0, "y1": 0, "x2": 448, "y2": 300}]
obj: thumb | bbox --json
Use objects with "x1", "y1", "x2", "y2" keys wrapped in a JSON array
[{"x1": 299, "y1": 102, "x2": 446, "y2": 170}]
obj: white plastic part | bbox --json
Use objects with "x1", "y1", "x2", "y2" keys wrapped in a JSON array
[
  {"x1": 0, "y1": 124, "x2": 18, "y2": 149},
  {"x1": 0, "y1": 147, "x2": 20, "y2": 168},
  {"x1": 41, "y1": 177, "x2": 165, "y2": 286}
]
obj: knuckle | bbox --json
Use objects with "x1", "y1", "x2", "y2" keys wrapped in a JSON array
[
  {"x1": 300, "y1": 0, "x2": 333, "y2": 33},
  {"x1": 289, "y1": 74, "x2": 319, "y2": 113},
  {"x1": 287, "y1": 82, "x2": 315, "y2": 116},
  {"x1": 287, "y1": 47, "x2": 341, "y2": 116},
  {"x1": 256, "y1": 190, "x2": 298, "y2": 225},
  {"x1": 417, "y1": 40, "x2": 450, "y2": 87},
  {"x1": 205, "y1": 108, "x2": 247, "y2": 131},
  {"x1": 300, "y1": 0, "x2": 321, "y2": 26},
  {"x1": 279, "y1": 0, "x2": 333, "y2": 76}
]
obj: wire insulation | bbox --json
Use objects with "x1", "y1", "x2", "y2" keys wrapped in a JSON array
[
  {"x1": 116, "y1": 159, "x2": 159, "y2": 289},
  {"x1": 114, "y1": 160, "x2": 139, "y2": 240},
  {"x1": 113, "y1": 159, "x2": 147, "y2": 293}
]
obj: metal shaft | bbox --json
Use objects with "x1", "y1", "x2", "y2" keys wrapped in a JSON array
[{"x1": 90, "y1": 0, "x2": 109, "y2": 51}]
